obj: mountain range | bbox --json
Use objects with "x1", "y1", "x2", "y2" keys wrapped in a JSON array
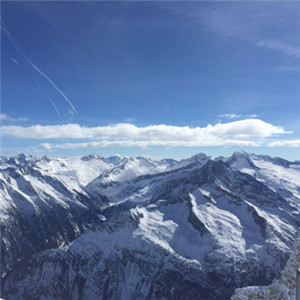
[{"x1": 1, "y1": 151, "x2": 300, "y2": 299}]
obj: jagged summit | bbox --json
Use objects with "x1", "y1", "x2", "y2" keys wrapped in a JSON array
[{"x1": 7, "y1": 153, "x2": 29, "y2": 165}]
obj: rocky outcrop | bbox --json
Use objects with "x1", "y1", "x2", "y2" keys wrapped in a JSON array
[{"x1": 232, "y1": 238, "x2": 300, "y2": 300}]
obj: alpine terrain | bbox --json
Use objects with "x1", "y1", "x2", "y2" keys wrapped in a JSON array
[{"x1": 1, "y1": 151, "x2": 300, "y2": 300}]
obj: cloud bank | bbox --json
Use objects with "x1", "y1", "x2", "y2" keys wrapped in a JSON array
[
  {"x1": 269, "y1": 140, "x2": 300, "y2": 147},
  {"x1": 0, "y1": 113, "x2": 27, "y2": 122},
  {"x1": 0, "y1": 119, "x2": 292, "y2": 150}
]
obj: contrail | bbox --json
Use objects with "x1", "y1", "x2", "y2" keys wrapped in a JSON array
[
  {"x1": 46, "y1": 95, "x2": 63, "y2": 120},
  {"x1": 35, "y1": 79, "x2": 62, "y2": 120},
  {"x1": 31, "y1": 63, "x2": 78, "y2": 114},
  {"x1": 9, "y1": 56, "x2": 19, "y2": 65},
  {"x1": 1, "y1": 22, "x2": 32, "y2": 64},
  {"x1": 1, "y1": 22, "x2": 78, "y2": 115}
]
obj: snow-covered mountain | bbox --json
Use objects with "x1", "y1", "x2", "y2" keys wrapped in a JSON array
[
  {"x1": 0, "y1": 154, "x2": 177, "y2": 276},
  {"x1": 1, "y1": 152, "x2": 300, "y2": 300},
  {"x1": 226, "y1": 150, "x2": 300, "y2": 211},
  {"x1": 87, "y1": 153, "x2": 209, "y2": 203},
  {"x1": 0, "y1": 154, "x2": 112, "y2": 276}
]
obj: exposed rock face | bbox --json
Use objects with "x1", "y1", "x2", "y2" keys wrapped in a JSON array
[{"x1": 231, "y1": 239, "x2": 300, "y2": 300}]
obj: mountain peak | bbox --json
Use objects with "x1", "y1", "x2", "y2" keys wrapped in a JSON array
[
  {"x1": 41, "y1": 155, "x2": 51, "y2": 162},
  {"x1": 232, "y1": 150, "x2": 249, "y2": 158},
  {"x1": 7, "y1": 153, "x2": 28, "y2": 165},
  {"x1": 81, "y1": 154, "x2": 102, "y2": 161},
  {"x1": 105, "y1": 155, "x2": 122, "y2": 163},
  {"x1": 190, "y1": 152, "x2": 210, "y2": 161}
]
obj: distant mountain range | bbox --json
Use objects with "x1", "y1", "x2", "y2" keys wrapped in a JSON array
[{"x1": 1, "y1": 151, "x2": 300, "y2": 300}]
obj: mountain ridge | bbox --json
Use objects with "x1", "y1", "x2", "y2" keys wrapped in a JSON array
[{"x1": 1, "y1": 151, "x2": 300, "y2": 299}]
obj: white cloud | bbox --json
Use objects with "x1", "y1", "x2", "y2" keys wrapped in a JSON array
[
  {"x1": 0, "y1": 113, "x2": 27, "y2": 122},
  {"x1": 269, "y1": 140, "x2": 300, "y2": 147},
  {"x1": 41, "y1": 139, "x2": 261, "y2": 150},
  {"x1": 219, "y1": 113, "x2": 259, "y2": 120},
  {"x1": 0, "y1": 119, "x2": 291, "y2": 150},
  {"x1": 0, "y1": 119, "x2": 289, "y2": 140},
  {"x1": 219, "y1": 114, "x2": 242, "y2": 120}
]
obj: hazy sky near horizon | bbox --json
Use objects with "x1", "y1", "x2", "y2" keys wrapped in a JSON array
[{"x1": 1, "y1": 1, "x2": 300, "y2": 159}]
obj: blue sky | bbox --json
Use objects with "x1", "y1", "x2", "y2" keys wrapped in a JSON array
[{"x1": 1, "y1": 1, "x2": 300, "y2": 160}]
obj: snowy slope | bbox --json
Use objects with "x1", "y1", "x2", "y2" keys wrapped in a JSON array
[
  {"x1": 2, "y1": 155, "x2": 300, "y2": 300},
  {"x1": 227, "y1": 151, "x2": 300, "y2": 210},
  {"x1": 0, "y1": 153, "x2": 180, "y2": 276},
  {"x1": 0, "y1": 154, "x2": 113, "y2": 276},
  {"x1": 87, "y1": 153, "x2": 209, "y2": 202},
  {"x1": 31, "y1": 154, "x2": 121, "y2": 186},
  {"x1": 3, "y1": 206, "x2": 214, "y2": 300}
]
